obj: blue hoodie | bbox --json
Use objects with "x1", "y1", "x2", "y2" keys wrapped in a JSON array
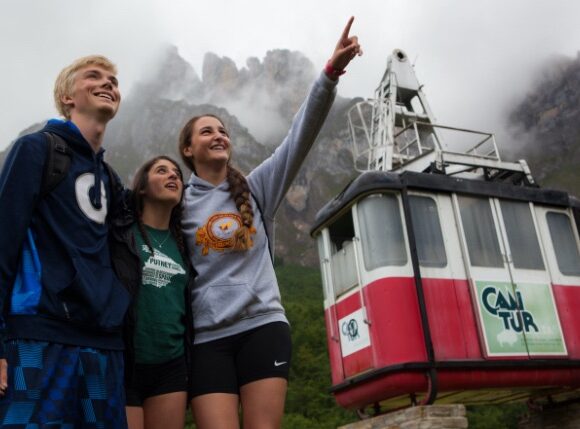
[{"x1": 0, "y1": 120, "x2": 130, "y2": 356}]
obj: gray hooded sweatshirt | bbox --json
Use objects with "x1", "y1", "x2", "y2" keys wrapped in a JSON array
[{"x1": 182, "y1": 71, "x2": 337, "y2": 344}]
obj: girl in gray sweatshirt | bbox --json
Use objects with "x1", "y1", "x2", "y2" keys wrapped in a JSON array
[{"x1": 178, "y1": 17, "x2": 362, "y2": 429}]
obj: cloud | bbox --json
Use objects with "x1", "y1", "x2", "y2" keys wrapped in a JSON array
[
  {"x1": 1, "y1": 0, "x2": 579, "y2": 157},
  {"x1": 0, "y1": 0, "x2": 168, "y2": 147}
]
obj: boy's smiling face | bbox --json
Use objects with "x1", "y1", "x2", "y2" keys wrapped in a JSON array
[{"x1": 62, "y1": 64, "x2": 121, "y2": 121}]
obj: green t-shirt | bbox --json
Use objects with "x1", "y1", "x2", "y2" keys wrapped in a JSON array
[{"x1": 132, "y1": 224, "x2": 187, "y2": 364}]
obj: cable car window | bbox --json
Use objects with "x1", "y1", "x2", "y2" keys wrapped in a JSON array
[
  {"x1": 458, "y1": 196, "x2": 503, "y2": 268},
  {"x1": 409, "y1": 196, "x2": 447, "y2": 268},
  {"x1": 328, "y1": 212, "x2": 358, "y2": 296},
  {"x1": 328, "y1": 212, "x2": 355, "y2": 252},
  {"x1": 358, "y1": 193, "x2": 407, "y2": 270},
  {"x1": 546, "y1": 212, "x2": 580, "y2": 276},
  {"x1": 500, "y1": 200, "x2": 544, "y2": 270}
]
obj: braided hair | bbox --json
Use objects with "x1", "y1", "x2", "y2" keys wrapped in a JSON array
[
  {"x1": 131, "y1": 156, "x2": 186, "y2": 255},
  {"x1": 226, "y1": 164, "x2": 256, "y2": 250},
  {"x1": 178, "y1": 115, "x2": 255, "y2": 251}
]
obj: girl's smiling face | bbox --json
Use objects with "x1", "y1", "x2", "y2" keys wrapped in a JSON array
[{"x1": 182, "y1": 116, "x2": 231, "y2": 171}]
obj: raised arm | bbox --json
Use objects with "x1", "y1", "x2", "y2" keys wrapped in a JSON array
[{"x1": 249, "y1": 17, "x2": 363, "y2": 216}]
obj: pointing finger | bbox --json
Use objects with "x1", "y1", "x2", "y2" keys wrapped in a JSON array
[{"x1": 340, "y1": 16, "x2": 355, "y2": 41}]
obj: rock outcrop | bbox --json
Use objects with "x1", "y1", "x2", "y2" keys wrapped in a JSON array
[{"x1": 509, "y1": 52, "x2": 580, "y2": 196}]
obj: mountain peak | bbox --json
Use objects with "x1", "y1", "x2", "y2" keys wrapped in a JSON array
[{"x1": 129, "y1": 44, "x2": 203, "y2": 103}]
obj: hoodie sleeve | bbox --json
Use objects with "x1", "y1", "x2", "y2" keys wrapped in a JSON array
[
  {"x1": 247, "y1": 71, "x2": 337, "y2": 218},
  {"x1": 0, "y1": 134, "x2": 47, "y2": 357}
]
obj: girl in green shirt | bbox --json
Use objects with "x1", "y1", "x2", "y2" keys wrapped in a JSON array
[{"x1": 111, "y1": 156, "x2": 194, "y2": 429}]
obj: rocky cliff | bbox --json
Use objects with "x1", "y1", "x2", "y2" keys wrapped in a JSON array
[{"x1": 509, "y1": 53, "x2": 580, "y2": 196}]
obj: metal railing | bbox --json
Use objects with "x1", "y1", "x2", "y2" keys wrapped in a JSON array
[{"x1": 348, "y1": 97, "x2": 501, "y2": 173}]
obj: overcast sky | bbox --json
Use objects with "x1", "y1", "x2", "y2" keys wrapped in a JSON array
[{"x1": 1, "y1": 0, "x2": 579, "y2": 154}]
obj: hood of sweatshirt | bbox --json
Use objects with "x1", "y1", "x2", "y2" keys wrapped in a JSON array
[{"x1": 186, "y1": 172, "x2": 228, "y2": 193}]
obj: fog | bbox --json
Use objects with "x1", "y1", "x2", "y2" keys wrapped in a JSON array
[{"x1": 1, "y1": 0, "x2": 579, "y2": 154}]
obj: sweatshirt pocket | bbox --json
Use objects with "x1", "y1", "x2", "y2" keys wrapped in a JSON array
[
  {"x1": 42, "y1": 256, "x2": 130, "y2": 330},
  {"x1": 194, "y1": 282, "x2": 263, "y2": 331}
]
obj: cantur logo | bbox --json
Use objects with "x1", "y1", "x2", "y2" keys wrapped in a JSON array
[
  {"x1": 342, "y1": 319, "x2": 359, "y2": 341},
  {"x1": 482, "y1": 286, "x2": 538, "y2": 333}
]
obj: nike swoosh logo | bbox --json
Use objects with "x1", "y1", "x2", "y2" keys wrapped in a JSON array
[{"x1": 274, "y1": 360, "x2": 287, "y2": 367}]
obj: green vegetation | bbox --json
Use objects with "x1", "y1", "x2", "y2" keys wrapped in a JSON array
[
  {"x1": 277, "y1": 264, "x2": 355, "y2": 428},
  {"x1": 467, "y1": 404, "x2": 526, "y2": 429}
]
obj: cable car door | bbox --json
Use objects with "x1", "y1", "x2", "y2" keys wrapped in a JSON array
[{"x1": 454, "y1": 195, "x2": 566, "y2": 358}]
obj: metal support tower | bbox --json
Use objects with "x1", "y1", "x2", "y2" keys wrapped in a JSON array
[{"x1": 348, "y1": 49, "x2": 535, "y2": 185}]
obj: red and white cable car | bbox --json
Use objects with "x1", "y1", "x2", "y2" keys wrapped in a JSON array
[{"x1": 310, "y1": 49, "x2": 580, "y2": 413}]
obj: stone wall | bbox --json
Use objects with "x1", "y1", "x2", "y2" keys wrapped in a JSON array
[{"x1": 338, "y1": 404, "x2": 468, "y2": 429}]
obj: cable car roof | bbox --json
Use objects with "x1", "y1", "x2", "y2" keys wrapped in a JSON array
[{"x1": 310, "y1": 171, "x2": 575, "y2": 236}]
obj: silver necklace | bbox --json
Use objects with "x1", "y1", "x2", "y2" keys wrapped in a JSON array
[{"x1": 150, "y1": 229, "x2": 171, "y2": 249}]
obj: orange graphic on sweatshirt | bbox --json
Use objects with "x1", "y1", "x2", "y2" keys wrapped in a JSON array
[
  {"x1": 196, "y1": 213, "x2": 255, "y2": 255},
  {"x1": 219, "y1": 221, "x2": 233, "y2": 231}
]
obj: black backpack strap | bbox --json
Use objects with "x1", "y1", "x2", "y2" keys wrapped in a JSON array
[{"x1": 41, "y1": 132, "x2": 72, "y2": 198}]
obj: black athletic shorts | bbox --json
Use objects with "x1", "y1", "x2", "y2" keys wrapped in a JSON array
[
  {"x1": 125, "y1": 355, "x2": 188, "y2": 406},
  {"x1": 190, "y1": 322, "x2": 291, "y2": 397}
]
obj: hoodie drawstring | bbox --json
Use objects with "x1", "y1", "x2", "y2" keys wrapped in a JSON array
[{"x1": 93, "y1": 151, "x2": 103, "y2": 210}]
